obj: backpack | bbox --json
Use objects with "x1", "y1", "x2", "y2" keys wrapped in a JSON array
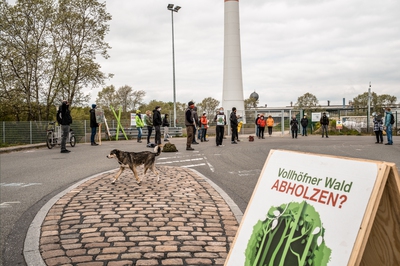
[{"x1": 390, "y1": 113, "x2": 395, "y2": 125}]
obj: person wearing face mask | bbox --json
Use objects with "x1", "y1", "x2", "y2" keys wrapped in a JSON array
[
  {"x1": 200, "y1": 112, "x2": 209, "y2": 142},
  {"x1": 153, "y1": 106, "x2": 162, "y2": 145},
  {"x1": 214, "y1": 107, "x2": 226, "y2": 146}
]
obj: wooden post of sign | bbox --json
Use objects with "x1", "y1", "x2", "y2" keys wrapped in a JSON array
[
  {"x1": 104, "y1": 117, "x2": 111, "y2": 140},
  {"x1": 98, "y1": 123, "x2": 102, "y2": 145},
  {"x1": 351, "y1": 163, "x2": 400, "y2": 265}
]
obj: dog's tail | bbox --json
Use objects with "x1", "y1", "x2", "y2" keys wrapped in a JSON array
[{"x1": 153, "y1": 145, "x2": 162, "y2": 156}]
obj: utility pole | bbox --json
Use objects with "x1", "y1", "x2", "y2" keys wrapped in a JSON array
[{"x1": 367, "y1": 82, "x2": 371, "y2": 132}]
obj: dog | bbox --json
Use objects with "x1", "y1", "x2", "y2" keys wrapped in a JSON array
[{"x1": 106, "y1": 145, "x2": 161, "y2": 184}]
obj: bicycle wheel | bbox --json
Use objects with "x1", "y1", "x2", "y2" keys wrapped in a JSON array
[
  {"x1": 70, "y1": 135, "x2": 76, "y2": 147},
  {"x1": 46, "y1": 132, "x2": 54, "y2": 149}
]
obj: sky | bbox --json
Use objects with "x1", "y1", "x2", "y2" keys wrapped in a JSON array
[{"x1": 10, "y1": 0, "x2": 400, "y2": 107}]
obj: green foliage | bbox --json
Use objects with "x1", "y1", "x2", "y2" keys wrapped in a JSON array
[
  {"x1": 294, "y1": 93, "x2": 321, "y2": 113},
  {"x1": 352, "y1": 92, "x2": 397, "y2": 114},
  {"x1": 245, "y1": 201, "x2": 332, "y2": 266},
  {"x1": 197, "y1": 97, "x2": 220, "y2": 118},
  {"x1": 0, "y1": 0, "x2": 111, "y2": 121}
]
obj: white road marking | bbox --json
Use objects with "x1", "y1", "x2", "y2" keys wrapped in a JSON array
[
  {"x1": 157, "y1": 158, "x2": 204, "y2": 165},
  {"x1": 182, "y1": 163, "x2": 206, "y2": 168},
  {"x1": 0, "y1": 201, "x2": 21, "y2": 208},
  {"x1": 0, "y1": 183, "x2": 42, "y2": 187}
]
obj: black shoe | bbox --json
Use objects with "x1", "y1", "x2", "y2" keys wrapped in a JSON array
[
  {"x1": 375, "y1": 142, "x2": 379, "y2": 144},
  {"x1": 61, "y1": 149, "x2": 70, "y2": 153},
  {"x1": 186, "y1": 147, "x2": 194, "y2": 150},
  {"x1": 326, "y1": 136, "x2": 329, "y2": 138},
  {"x1": 192, "y1": 142, "x2": 199, "y2": 144},
  {"x1": 231, "y1": 141, "x2": 237, "y2": 144},
  {"x1": 91, "y1": 142, "x2": 99, "y2": 146},
  {"x1": 385, "y1": 143, "x2": 392, "y2": 145}
]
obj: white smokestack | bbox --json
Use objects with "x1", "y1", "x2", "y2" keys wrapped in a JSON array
[{"x1": 223, "y1": 0, "x2": 245, "y2": 122}]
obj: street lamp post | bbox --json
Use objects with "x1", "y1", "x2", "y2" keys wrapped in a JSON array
[{"x1": 167, "y1": 4, "x2": 181, "y2": 127}]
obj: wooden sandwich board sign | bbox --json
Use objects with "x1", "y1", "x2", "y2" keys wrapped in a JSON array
[{"x1": 225, "y1": 149, "x2": 400, "y2": 266}]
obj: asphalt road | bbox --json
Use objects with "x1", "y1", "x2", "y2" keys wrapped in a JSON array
[{"x1": 0, "y1": 134, "x2": 399, "y2": 265}]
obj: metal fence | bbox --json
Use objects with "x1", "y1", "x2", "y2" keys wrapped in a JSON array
[{"x1": 1, "y1": 110, "x2": 398, "y2": 145}]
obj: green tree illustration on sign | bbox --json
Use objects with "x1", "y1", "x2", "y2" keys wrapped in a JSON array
[{"x1": 245, "y1": 201, "x2": 332, "y2": 266}]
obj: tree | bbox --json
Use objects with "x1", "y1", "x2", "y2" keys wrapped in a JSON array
[
  {"x1": 116, "y1": 85, "x2": 145, "y2": 112},
  {"x1": 55, "y1": 0, "x2": 112, "y2": 106},
  {"x1": 352, "y1": 92, "x2": 397, "y2": 114},
  {"x1": 244, "y1": 97, "x2": 259, "y2": 109},
  {"x1": 294, "y1": 93, "x2": 320, "y2": 114},
  {"x1": 197, "y1": 97, "x2": 220, "y2": 118},
  {"x1": 0, "y1": 0, "x2": 112, "y2": 121}
]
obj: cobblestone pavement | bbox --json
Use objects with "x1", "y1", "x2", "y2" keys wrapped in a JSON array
[{"x1": 39, "y1": 166, "x2": 239, "y2": 266}]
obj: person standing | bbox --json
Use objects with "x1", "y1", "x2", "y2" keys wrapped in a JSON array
[
  {"x1": 200, "y1": 112, "x2": 209, "y2": 142},
  {"x1": 214, "y1": 107, "x2": 226, "y2": 146},
  {"x1": 257, "y1": 114, "x2": 266, "y2": 139},
  {"x1": 153, "y1": 106, "x2": 162, "y2": 145},
  {"x1": 290, "y1": 116, "x2": 299, "y2": 139},
  {"x1": 162, "y1": 113, "x2": 170, "y2": 141},
  {"x1": 384, "y1": 107, "x2": 393, "y2": 145},
  {"x1": 185, "y1": 101, "x2": 196, "y2": 150},
  {"x1": 301, "y1": 115, "x2": 308, "y2": 136},
  {"x1": 255, "y1": 114, "x2": 261, "y2": 138},
  {"x1": 230, "y1": 107, "x2": 238, "y2": 144},
  {"x1": 192, "y1": 106, "x2": 200, "y2": 145},
  {"x1": 266, "y1": 115, "x2": 274, "y2": 137},
  {"x1": 135, "y1": 110, "x2": 144, "y2": 143},
  {"x1": 144, "y1": 110, "x2": 153, "y2": 144},
  {"x1": 320, "y1": 112, "x2": 329, "y2": 138},
  {"x1": 89, "y1": 104, "x2": 99, "y2": 146},
  {"x1": 373, "y1": 114, "x2": 383, "y2": 144},
  {"x1": 57, "y1": 100, "x2": 72, "y2": 153}
]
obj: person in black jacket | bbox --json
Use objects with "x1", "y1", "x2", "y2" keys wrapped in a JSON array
[
  {"x1": 300, "y1": 115, "x2": 308, "y2": 136},
  {"x1": 320, "y1": 112, "x2": 329, "y2": 138},
  {"x1": 290, "y1": 116, "x2": 299, "y2": 139},
  {"x1": 185, "y1": 101, "x2": 196, "y2": 150},
  {"x1": 214, "y1": 107, "x2": 227, "y2": 146},
  {"x1": 57, "y1": 100, "x2": 73, "y2": 153},
  {"x1": 153, "y1": 106, "x2": 162, "y2": 145},
  {"x1": 89, "y1": 104, "x2": 99, "y2": 146},
  {"x1": 230, "y1": 107, "x2": 238, "y2": 144}
]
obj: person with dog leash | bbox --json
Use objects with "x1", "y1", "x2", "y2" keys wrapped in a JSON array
[
  {"x1": 185, "y1": 101, "x2": 196, "y2": 150},
  {"x1": 135, "y1": 110, "x2": 144, "y2": 143}
]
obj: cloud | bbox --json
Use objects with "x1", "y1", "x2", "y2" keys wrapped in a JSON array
[{"x1": 92, "y1": 0, "x2": 399, "y2": 107}]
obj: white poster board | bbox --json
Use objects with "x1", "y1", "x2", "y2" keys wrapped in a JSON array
[
  {"x1": 225, "y1": 150, "x2": 380, "y2": 266},
  {"x1": 311, "y1": 112, "x2": 321, "y2": 122},
  {"x1": 216, "y1": 114, "x2": 225, "y2": 126},
  {"x1": 95, "y1": 108, "x2": 104, "y2": 124},
  {"x1": 131, "y1": 113, "x2": 136, "y2": 127}
]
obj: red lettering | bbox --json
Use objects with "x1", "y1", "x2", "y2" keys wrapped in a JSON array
[
  {"x1": 302, "y1": 186, "x2": 310, "y2": 200},
  {"x1": 294, "y1": 184, "x2": 304, "y2": 197},
  {"x1": 271, "y1": 179, "x2": 280, "y2": 191},
  {"x1": 287, "y1": 182, "x2": 296, "y2": 195},
  {"x1": 318, "y1": 190, "x2": 329, "y2": 204},
  {"x1": 279, "y1": 180, "x2": 288, "y2": 192},
  {"x1": 309, "y1": 188, "x2": 320, "y2": 202},
  {"x1": 327, "y1": 192, "x2": 339, "y2": 207}
]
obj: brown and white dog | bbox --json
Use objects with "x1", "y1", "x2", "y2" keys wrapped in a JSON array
[{"x1": 106, "y1": 146, "x2": 161, "y2": 184}]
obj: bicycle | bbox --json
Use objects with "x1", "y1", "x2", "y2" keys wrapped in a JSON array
[{"x1": 46, "y1": 122, "x2": 76, "y2": 149}]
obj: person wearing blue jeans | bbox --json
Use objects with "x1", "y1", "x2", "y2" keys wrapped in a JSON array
[
  {"x1": 90, "y1": 104, "x2": 99, "y2": 145},
  {"x1": 300, "y1": 115, "x2": 308, "y2": 136},
  {"x1": 384, "y1": 107, "x2": 393, "y2": 145}
]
